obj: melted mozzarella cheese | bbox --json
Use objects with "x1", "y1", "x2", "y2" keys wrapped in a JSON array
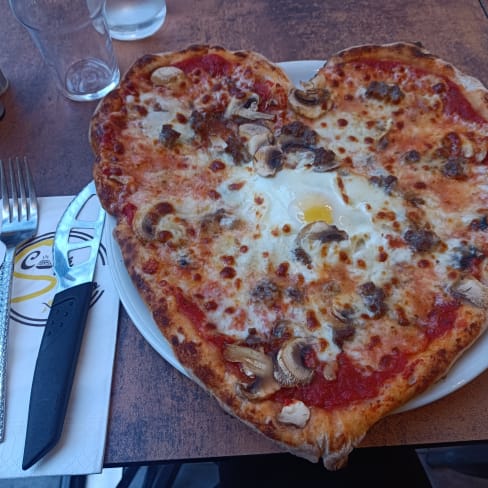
[
  {"x1": 212, "y1": 163, "x2": 416, "y2": 355},
  {"x1": 136, "y1": 93, "x2": 194, "y2": 142}
]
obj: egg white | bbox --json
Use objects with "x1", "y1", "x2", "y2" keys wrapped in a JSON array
[{"x1": 218, "y1": 166, "x2": 412, "y2": 287}]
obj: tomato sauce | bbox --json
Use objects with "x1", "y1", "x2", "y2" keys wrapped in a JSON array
[
  {"x1": 443, "y1": 80, "x2": 487, "y2": 124},
  {"x1": 252, "y1": 79, "x2": 284, "y2": 110},
  {"x1": 174, "y1": 280, "x2": 462, "y2": 410},
  {"x1": 273, "y1": 296, "x2": 458, "y2": 409},
  {"x1": 175, "y1": 288, "x2": 235, "y2": 349},
  {"x1": 174, "y1": 53, "x2": 232, "y2": 77},
  {"x1": 423, "y1": 299, "x2": 460, "y2": 340},
  {"x1": 122, "y1": 202, "x2": 136, "y2": 225},
  {"x1": 272, "y1": 351, "x2": 407, "y2": 409},
  {"x1": 175, "y1": 288, "x2": 206, "y2": 329}
]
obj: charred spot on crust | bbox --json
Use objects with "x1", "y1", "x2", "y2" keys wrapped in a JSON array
[
  {"x1": 153, "y1": 304, "x2": 171, "y2": 328},
  {"x1": 131, "y1": 272, "x2": 154, "y2": 299},
  {"x1": 193, "y1": 364, "x2": 219, "y2": 388},
  {"x1": 177, "y1": 341, "x2": 200, "y2": 363}
]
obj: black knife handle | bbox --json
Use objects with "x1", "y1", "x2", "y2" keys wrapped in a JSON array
[{"x1": 22, "y1": 281, "x2": 95, "y2": 470}]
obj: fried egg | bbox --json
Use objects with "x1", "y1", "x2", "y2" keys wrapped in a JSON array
[{"x1": 219, "y1": 166, "x2": 412, "y2": 284}]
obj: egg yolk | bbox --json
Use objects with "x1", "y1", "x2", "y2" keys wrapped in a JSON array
[
  {"x1": 301, "y1": 203, "x2": 334, "y2": 224},
  {"x1": 297, "y1": 199, "x2": 334, "y2": 224}
]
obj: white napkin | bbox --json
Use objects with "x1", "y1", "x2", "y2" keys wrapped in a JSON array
[{"x1": 0, "y1": 196, "x2": 119, "y2": 478}]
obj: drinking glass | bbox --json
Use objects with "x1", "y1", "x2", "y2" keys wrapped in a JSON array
[
  {"x1": 9, "y1": 0, "x2": 120, "y2": 102},
  {"x1": 104, "y1": 0, "x2": 167, "y2": 41}
]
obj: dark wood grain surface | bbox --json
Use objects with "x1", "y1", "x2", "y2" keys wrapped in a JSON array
[{"x1": 1, "y1": 0, "x2": 488, "y2": 467}]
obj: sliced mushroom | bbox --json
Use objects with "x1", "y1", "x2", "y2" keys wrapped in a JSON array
[
  {"x1": 331, "y1": 323, "x2": 356, "y2": 348},
  {"x1": 297, "y1": 221, "x2": 348, "y2": 246},
  {"x1": 331, "y1": 302, "x2": 356, "y2": 324},
  {"x1": 159, "y1": 124, "x2": 181, "y2": 147},
  {"x1": 200, "y1": 208, "x2": 240, "y2": 237},
  {"x1": 277, "y1": 400, "x2": 311, "y2": 428},
  {"x1": 357, "y1": 282, "x2": 387, "y2": 319},
  {"x1": 271, "y1": 320, "x2": 293, "y2": 339},
  {"x1": 365, "y1": 81, "x2": 404, "y2": 104},
  {"x1": 225, "y1": 95, "x2": 275, "y2": 121},
  {"x1": 250, "y1": 279, "x2": 281, "y2": 306},
  {"x1": 224, "y1": 344, "x2": 271, "y2": 377},
  {"x1": 294, "y1": 221, "x2": 348, "y2": 266},
  {"x1": 441, "y1": 157, "x2": 467, "y2": 180},
  {"x1": 277, "y1": 120, "x2": 318, "y2": 149},
  {"x1": 283, "y1": 148, "x2": 316, "y2": 170},
  {"x1": 253, "y1": 144, "x2": 284, "y2": 177},
  {"x1": 322, "y1": 360, "x2": 339, "y2": 381},
  {"x1": 150, "y1": 66, "x2": 185, "y2": 86},
  {"x1": 273, "y1": 338, "x2": 315, "y2": 387},
  {"x1": 239, "y1": 123, "x2": 273, "y2": 156},
  {"x1": 331, "y1": 293, "x2": 357, "y2": 324},
  {"x1": 133, "y1": 201, "x2": 186, "y2": 245},
  {"x1": 450, "y1": 277, "x2": 488, "y2": 308},
  {"x1": 452, "y1": 244, "x2": 485, "y2": 271},
  {"x1": 312, "y1": 147, "x2": 340, "y2": 172},
  {"x1": 224, "y1": 344, "x2": 280, "y2": 400},
  {"x1": 288, "y1": 84, "x2": 330, "y2": 119},
  {"x1": 403, "y1": 227, "x2": 440, "y2": 253},
  {"x1": 368, "y1": 174, "x2": 398, "y2": 194}
]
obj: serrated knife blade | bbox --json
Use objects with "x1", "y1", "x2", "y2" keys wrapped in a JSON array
[{"x1": 22, "y1": 181, "x2": 105, "y2": 470}]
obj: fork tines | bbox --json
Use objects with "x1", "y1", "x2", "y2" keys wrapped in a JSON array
[{"x1": 0, "y1": 157, "x2": 38, "y2": 226}]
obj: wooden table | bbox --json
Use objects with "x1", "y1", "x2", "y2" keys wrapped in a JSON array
[{"x1": 1, "y1": 0, "x2": 488, "y2": 467}]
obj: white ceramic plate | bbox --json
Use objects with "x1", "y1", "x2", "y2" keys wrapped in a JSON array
[{"x1": 106, "y1": 60, "x2": 488, "y2": 413}]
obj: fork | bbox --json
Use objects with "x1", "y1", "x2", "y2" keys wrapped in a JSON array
[{"x1": 0, "y1": 157, "x2": 38, "y2": 442}]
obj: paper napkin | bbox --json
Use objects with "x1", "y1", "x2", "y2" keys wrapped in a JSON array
[{"x1": 0, "y1": 196, "x2": 119, "y2": 478}]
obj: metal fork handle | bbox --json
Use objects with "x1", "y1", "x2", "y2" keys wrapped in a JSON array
[{"x1": 0, "y1": 246, "x2": 16, "y2": 442}]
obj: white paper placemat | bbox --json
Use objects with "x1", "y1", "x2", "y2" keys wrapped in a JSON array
[{"x1": 0, "y1": 196, "x2": 119, "y2": 478}]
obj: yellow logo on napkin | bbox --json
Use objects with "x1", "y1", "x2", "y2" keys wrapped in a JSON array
[{"x1": 10, "y1": 231, "x2": 107, "y2": 326}]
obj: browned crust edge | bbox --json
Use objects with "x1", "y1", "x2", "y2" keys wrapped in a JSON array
[
  {"x1": 90, "y1": 44, "x2": 290, "y2": 158},
  {"x1": 91, "y1": 44, "x2": 292, "y2": 215},
  {"x1": 115, "y1": 223, "x2": 487, "y2": 470},
  {"x1": 324, "y1": 41, "x2": 488, "y2": 122}
]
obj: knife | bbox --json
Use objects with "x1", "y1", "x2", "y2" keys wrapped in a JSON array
[{"x1": 22, "y1": 181, "x2": 106, "y2": 470}]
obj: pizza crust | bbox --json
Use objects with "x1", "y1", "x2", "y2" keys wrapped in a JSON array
[
  {"x1": 93, "y1": 42, "x2": 488, "y2": 470},
  {"x1": 115, "y1": 220, "x2": 487, "y2": 470},
  {"x1": 326, "y1": 41, "x2": 488, "y2": 122}
]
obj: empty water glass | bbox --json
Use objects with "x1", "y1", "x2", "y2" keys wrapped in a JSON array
[{"x1": 9, "y1": 0, "x2": 120, "y2": 102}]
